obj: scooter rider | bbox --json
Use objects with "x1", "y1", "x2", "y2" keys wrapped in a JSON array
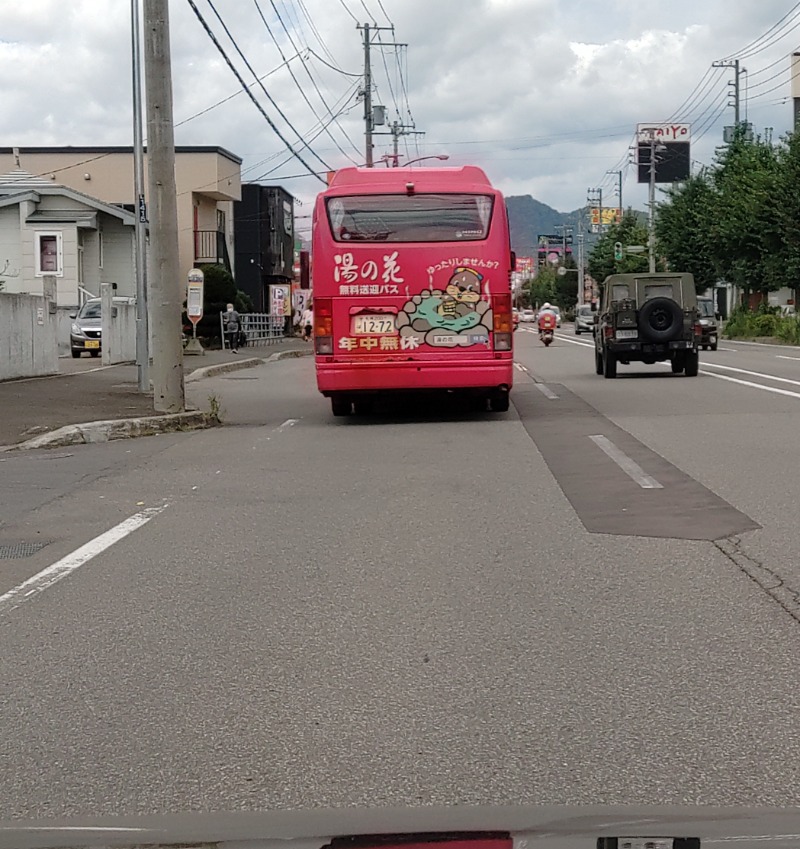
[{"x1": 538, "y1": 302, "x2": 558, "y2": 337}]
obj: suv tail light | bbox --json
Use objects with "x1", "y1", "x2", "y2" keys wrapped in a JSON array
[
  {"x1": 493, "y1": 294, "x2": 512, "y2": 350},
  {"x1": 314, "y1": 298, "x2": 333, "y2": 354}
]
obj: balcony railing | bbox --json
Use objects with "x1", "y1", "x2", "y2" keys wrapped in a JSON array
[{"x1": 194, "y1": 229, "x2": 231, "y2": 272}]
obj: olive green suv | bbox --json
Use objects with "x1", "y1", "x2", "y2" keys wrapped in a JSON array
[{"x1": 593, "y1": 273, "x2": 701, "y2": 378}]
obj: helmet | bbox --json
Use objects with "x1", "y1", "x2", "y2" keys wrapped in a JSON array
[{"x1": 542, "y1": 303, "x2": 551, "y2": 310}]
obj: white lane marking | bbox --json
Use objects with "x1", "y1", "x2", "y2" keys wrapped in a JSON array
[
  {"x1": 700, "y1": 369, "x2": 800, "y2": 401},
  {"x1": 514, "y1": 362, "x2": 528, "y2": 373},
  {"x1": 555, "y1": 334, "x2": 594, "y2": 348},
  {"x1": 718, "y1": 346, "x2": 738, "y2": 352},
  {"x1": 0, "y1": 505, "x2": 166, "y2": 617},
  {"x1": 701, "y1": 361, "x2": 800, "y2": 388},
  {"x1": 589, "y1": 434, "x2": 663, "y2": 489},
  {"x1": 534, "y1": 382, "x2": 559, "y2": 399},
  {"x1": 717, "y1": 338, "x2": 800, "y2": 351},
  {"x1": 277, "y1": 418, "x2": 300, "y2": 430},
  {"x1": 776, "y1": 355, "x2": 800, "y2": 361}
]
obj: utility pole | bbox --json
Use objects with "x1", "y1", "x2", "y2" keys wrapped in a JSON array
[
  {"x1": 647, "y1": 134, "x2": 658, "y2": 273},
  {"x1": 713, "y1": 58, "x2": 742, "y2": 126},
  {"x1": 606, "y1": 169, "x2": 623, "y2": 219},
  {"x1": 143, "y1": 0, "x2": 184, "y2": 412},
  {"x1": 131, "y1": 0, "x2": 149, "y2": 394},
  {"x1": 361, "y1": 23, "x2": 373, "y2": 167},
  {"x1": 357, "y1": 23, "x2": 401, "y2": 167},
  {"x1": 577, "y1": 231, "x2": 585, "y2": 307},
  {"x1": 378, "y1": 120, "x2": 425, "y2": 166}
]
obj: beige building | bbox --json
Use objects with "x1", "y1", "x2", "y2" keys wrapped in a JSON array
[{"x1": 0, "y1": 146, "x2": 242, "y2": 289}]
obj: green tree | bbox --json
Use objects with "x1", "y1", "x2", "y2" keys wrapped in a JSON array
[
  {"x1": 588, "y1": 210, "x2": 652, "y2": 282},
  {"x1": 526, "y1": 266, "x2": 557, "y2": 307},
  {"x1": 706, "y1": 129, "x2": 783, "y2": 300},
  {"x1": 655, "y1": 172, "x2": 717, "y2": 292},
  {"x1": 774, "y1": 129, "x2": 800, "y2": 308}
]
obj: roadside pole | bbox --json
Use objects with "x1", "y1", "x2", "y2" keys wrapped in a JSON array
[
  {"x1": 131, "y1": 0, "x2": 150, "y2": 393},
  {"x1": 143, "y1": 0, "x2": 184, "y2": 412},
  {"x1": 648, "y1": 134, "x2": 657, "y2": 273}
]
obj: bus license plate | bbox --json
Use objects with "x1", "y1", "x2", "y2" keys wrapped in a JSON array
[
  {"x1": 616, "y1": 329, "x2": 638, "y2": 340},
  {"x1": 352, "y1": 315, "x2": 396, "y2": 335}
]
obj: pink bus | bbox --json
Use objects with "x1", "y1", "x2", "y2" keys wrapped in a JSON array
[{"x1": 311, "y1": 165, "x2": 515, "y2": 416}]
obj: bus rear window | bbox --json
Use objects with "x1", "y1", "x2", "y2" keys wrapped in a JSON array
[{"x1": 326, "y1": 193, "x2": 494, "y2": 243}]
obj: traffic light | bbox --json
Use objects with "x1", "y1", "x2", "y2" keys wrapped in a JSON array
[{"x1": 614, "y1": 242, "x2": 623, "y2": 261}]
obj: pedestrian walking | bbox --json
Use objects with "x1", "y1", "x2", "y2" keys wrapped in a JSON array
[
  {"x1": 224, "y1": 303, "x2": 240, "y2": 353},
  {"x1": 301, "y1": 302, "x2": 314, "y2": 342}
]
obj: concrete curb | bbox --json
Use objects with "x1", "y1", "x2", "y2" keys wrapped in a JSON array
[
  {"x1": 185, "y1": 357, "x2": 263, "y2": 383},
  {"x1": 184, "y1": 347, "x2": 310, "y2": 383},
  {"x1": 0, "y1": 348, "x2": 312, "y2": 452},
  {"x1": 9, "y1": 411, "x2": 216, "y2": 452}
]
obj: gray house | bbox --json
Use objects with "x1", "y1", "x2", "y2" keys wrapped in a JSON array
[{"x1": 0, "y1": 168, "x2": 136, "y2": 308}]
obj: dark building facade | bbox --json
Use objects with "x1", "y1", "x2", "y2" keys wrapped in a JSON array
[{"x1": 234, "y1": 184, "x2": 295, "y2": 311}]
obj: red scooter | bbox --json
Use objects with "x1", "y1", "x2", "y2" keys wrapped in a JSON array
[{"x1": 538, "y1": 312, "x2": 556, "y2": 346}]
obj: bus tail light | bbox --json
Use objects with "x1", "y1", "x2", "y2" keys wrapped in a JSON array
[
  {"x1": 493, "y1": 294, "x2": 512, "y2": 350},
  {"x1": 314, "y1": 298, "x2": 333, "y2": 354}
]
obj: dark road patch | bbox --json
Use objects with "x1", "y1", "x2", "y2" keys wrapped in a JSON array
[{"x1": 512, "y1": 382, "x2": 759, "y2": 540}]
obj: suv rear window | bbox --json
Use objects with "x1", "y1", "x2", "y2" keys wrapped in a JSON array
[{"x1": 326, "y1": 193, "x2": 494, "y2": 243}]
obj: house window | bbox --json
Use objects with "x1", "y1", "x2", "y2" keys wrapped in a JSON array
[
  {"x1": 216, "y1": 208, "x2": 226, "y2": 233},
  {"x1": 35, "y1": 232, "x2": 63, "y2": 277}
]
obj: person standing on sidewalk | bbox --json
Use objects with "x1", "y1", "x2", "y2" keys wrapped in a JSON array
[
  {"x1": 224, "y1": 303, "x2": 240, "y2": 353},
  {"x1": 301, "y1": 302, "x2": 314, "y2": 342}
]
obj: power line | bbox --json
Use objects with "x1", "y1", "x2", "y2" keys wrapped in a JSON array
[
  {"x1": 185, "y1": 0, "x2": 326, "y2": 182},
  {"x1": 307, "y1": 47, "x2": 361, "y2": 77},
  {"x1": 295, "y1": 0, "x2": 341, "y2": 67},
  {"x1": 719, "y1": 2, "x2": 800, "y2": 60},
  {"x1": 174, "y1": 49, "x2": 306, "y2": 128},
  {"x1": 253, "y1": 0, "x2": 361, "y2": 163},
  {"x1": 201, "y1": 0, "x2": 333, "y2": 171},
  {"x1": 249, "y1": 81, "x2": 363, "y2": 181},
  {"x1": 337, "y1": 0, "x2": 359, "y2": 23}
]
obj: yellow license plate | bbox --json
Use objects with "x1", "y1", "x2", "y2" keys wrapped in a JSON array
[{"x1": 85, "y1": 340, "x2": 100, "y2": 349}]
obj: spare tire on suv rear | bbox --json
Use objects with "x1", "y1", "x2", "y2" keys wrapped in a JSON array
[{"x1": 638, "y1": 297, "x2": 683, "y2": 343}]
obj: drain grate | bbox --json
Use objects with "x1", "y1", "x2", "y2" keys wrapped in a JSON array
[{"x1": 0, "y1": 542, "x2": 49, "y2": 559}]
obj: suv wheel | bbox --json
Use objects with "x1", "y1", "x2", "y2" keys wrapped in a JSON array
[
  {"x1": 671, "y1": 355, "x2": 685, "y2": 374},
  {"x1": 684, "y1": 350, "x2": 699, "y2": 377},
  {"x1": 595, "y1": 349, "x2": 603, "y2": 375},
  {"x1": 71, "y1": 349, "x2": 81, "y2": 359},
  {"x1": 603, "y1": 349, "x2": 617, "y2": 379},
  {"x1": 710, "y1": 340, "x2": 718, "y2": 351}
]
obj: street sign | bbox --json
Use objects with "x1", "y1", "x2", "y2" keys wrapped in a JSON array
[
  {"x1": 186, "y1": 268, "x2": 204, "y2": 329},
  {"x1": 138, "y1": 194, "x2": 147, "y2": 223}
]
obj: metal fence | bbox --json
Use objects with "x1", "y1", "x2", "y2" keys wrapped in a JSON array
[{"x1": 219, "y1": 312, "x2": 287, "y2": 349}]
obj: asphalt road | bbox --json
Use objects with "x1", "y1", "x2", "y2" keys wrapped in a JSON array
[{"x1": 2, "y1": 330, "x2": 800, "y2": 820}]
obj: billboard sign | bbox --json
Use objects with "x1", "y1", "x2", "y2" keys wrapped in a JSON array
[
  {"x1": 637, "y1": 123, "x2": 691, "y2": 184},
  {"x1": 590, "y1": 208, "x2": 622, "y2": 233}
]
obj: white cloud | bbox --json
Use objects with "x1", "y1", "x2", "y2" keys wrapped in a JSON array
[{"x1": 1, "y1": 0, "x2": 798, "y2": 214}]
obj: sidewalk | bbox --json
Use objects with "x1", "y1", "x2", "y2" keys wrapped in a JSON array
[{"x1": 0, "y1": 339, "x2": 309, "y2": 448}]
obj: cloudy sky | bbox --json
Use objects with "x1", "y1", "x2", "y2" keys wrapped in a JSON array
[{"x1": 2, "y1": 0, "x2": 800, "y2": 236}]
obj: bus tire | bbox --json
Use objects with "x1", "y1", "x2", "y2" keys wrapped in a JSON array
[
  {"x1": 331, "y1": 396, "x2": 352, "y2": 416},
  {"x1": 489, "y1": 391, "x2": 510, "y2": 413}
]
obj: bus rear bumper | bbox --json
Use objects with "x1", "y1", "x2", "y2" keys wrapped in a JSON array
[{"x1": 316, "y1": 359, "x2": 513, "y2": 394}]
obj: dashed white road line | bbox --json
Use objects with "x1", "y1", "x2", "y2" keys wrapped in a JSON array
[
  {"x1": 776, "y1": 355, "x2": 800, "y2": 361},
  {"x1": 0, "y1": 505, "x2": 166, "y2": 617},
  {"x1": 277, "y1": 418, "x2": 300, "y2": 431},
  {"x1": 534, "y1": 382, "x2": 559, "y2": 400},
  {"x1": 589, "y1": 434, "x2": 663, "y2": 489},
  {"x1": 514, "y1": 362, "x2": 528, "y2": 373}
]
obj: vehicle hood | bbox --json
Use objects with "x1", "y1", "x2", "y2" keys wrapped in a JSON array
[
  {"x1": 75, "y1": 317, "x2": 101, "y2": 330},
  {"x1": 3, "y1": 805, "x2": 800, "y2": 849}
]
